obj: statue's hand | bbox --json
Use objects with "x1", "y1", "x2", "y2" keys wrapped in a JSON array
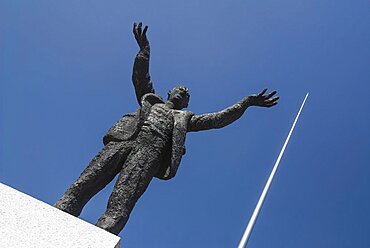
[
  {"x1": 248, "y1": 89, "x2": 279, "y2": 108},
  {"x1": 133, "y1": 22, "x2": 149, "y2": 50}
]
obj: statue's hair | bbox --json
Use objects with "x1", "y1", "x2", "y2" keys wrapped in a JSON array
[{"x1": 167, "y1": 86, "x2": 189, "y2": 99}]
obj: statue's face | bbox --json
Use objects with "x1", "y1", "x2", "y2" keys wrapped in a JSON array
[{"x1": 168, "y1": 86, "x2": 190, "y2": 110}]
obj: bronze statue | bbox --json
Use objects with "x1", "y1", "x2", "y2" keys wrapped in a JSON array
[{"x1": 54, "y1": 22, "x2": 279, "y2": 235}]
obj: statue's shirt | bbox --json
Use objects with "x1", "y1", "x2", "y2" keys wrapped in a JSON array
[{"x1": 141, "y1": 103, "x2": 174, "y2": 144}]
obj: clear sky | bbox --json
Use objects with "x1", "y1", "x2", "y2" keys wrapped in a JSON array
[{"x1": 1, "y1": 1, "x2": 370, "y2": 247}]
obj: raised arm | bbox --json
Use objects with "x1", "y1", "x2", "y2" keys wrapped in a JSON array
[
  {"x1": 187, "y1": 89, "x2": 279, "y2": 132},
  {"x1": 132, "y1": 22, "x2": 155, "y2": 105}
]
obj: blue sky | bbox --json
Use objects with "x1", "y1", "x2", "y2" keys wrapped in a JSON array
[{"x1": 1, "y1": 1, "x2": 370, "y2": 247}]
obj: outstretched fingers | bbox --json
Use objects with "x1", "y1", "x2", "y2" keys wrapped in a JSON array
[
  {"x1": 258, "y1": 88, "x2": 268, "y2": 97},
  {"x1": 251, "y1": 88, "x2": 279, "y2": 108},
  {"x1": 133, "y1": 22, "x2": 139, "y2": 40},
  {"x1": 265, "y1": 96, "x2": 279, "y2": 106},
  {"x1": 142, "y1": 25, "x2": 148, "y2": 36},
  {"x1": 266, "y1": 101, "x2": 278, "y2": 107},
  {"x1": 133, "y1": 22, "x2": 143, "y2": 35},
  {"x1": 265, "y1": 90, "x2": 277, "y2": 99},
  {"x1": 137, "y1": 22, "x2": 142, "y2": 35},
  {"x1": 133, "y1": 22, "x2": 149, "y2": 48},
  {"x1": 266, "y1": 96, "x2": 279, "y2": 103}
]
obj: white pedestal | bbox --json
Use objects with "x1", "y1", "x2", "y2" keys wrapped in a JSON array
[{"x1": 0, "y1": 182, "x2": 120, "y2": 248}]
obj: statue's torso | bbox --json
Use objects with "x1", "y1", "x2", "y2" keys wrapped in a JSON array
[
  {"x1": 104, "y1": 96, "x2": 193, "y2": 180},
  {"x1": 141, "y1": 103, "x2": 174, "y2": 144}
]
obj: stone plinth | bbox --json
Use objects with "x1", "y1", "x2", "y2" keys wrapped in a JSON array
[{"x1": 0, "y1": 182, "x2": 120, "y2": 248}]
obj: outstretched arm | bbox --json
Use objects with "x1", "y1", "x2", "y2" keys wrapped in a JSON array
[
  {"x1": 187, "y1": 89, "x2": 279, "y2": 132},
  {"x1": 132, "y1": 22, "x2": 155, "y2": 105}
]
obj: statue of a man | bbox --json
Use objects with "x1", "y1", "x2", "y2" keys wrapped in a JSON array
[{"x1": 54, "y1": 22, "x2": 279, "y2": 235}]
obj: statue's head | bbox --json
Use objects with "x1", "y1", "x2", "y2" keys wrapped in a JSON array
[{"x1": 167, "y1": 86, "x2": 190, "y2": 110}]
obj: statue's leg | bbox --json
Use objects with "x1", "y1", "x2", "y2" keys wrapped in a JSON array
[
  {"x1": 54, "y1": 141, "x2": 132, "y2": 216},
  {"x1": 96, "y1": 140, "x2": 163, "y2": 234}
]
